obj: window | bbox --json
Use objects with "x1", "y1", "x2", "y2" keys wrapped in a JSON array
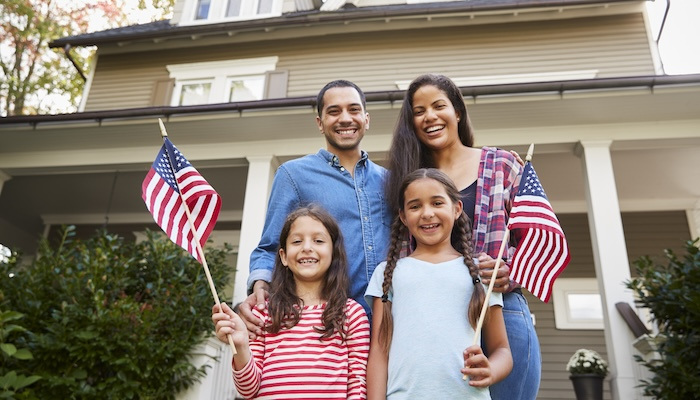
[
  {"x1": 179, "y1": 81, "x2": 212, "y2": 105},
  {"x1": 167, "y1": 57, "x2": 278, "y2": 106},
  {"x1": 226, "y1": 0, "x2": 242, "y2": 17},
  {"x1": 196, "y1": 0, "x2": 211, "y2": 19},
  {"x1": 552, "y1": 278, "x2": 604, "y2": 330},
  {"x1": 184, "y1": 0, "x2": 282, "y2": 24},
  {"x1": 228, "y1": 76, "x2": 265, "y2": 102},
  {"x1": 257, "y1": 0, "x2": 273, "y2": 14}
]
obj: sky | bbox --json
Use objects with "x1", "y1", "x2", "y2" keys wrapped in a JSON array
[{"x1": 647, "y1": 0, "x2": 700, "y2": 74}]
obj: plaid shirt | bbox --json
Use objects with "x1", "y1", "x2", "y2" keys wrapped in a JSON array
[
  {"x1": 473, "y1": 147, "x2": 523, "y2": 259},
  {"x1": 398, "y1": 147, "x2": 524, "y2": 269}
]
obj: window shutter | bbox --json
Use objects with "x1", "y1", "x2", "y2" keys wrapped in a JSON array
[
  {"x1": 263, "y1": 70, "x2": 288, "y2": 99},
  {"x1": 151, "y1": 78, "x2": 175, "y2": 106}
]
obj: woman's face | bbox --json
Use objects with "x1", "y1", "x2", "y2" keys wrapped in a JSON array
[{"x1": 411, "y1": 84, "x2": 461, "y2": 151}]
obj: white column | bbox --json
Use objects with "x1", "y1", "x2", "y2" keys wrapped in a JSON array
[
  {"x1": 0, "y1": 169, "x2": 10, "y2": 196},
  {"x1": 232, "y1": 155, "x2": 278, "y2": 305},
  {"x1": 686, "y1": 200, "x2": 700, "y2": 242},
  {"x1": 576, "y1": 140, "x2": 638, "y2": 400}
]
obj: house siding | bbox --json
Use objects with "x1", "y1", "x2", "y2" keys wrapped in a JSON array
[
  {"x1": 84, "y1": 13, "x2": 653, "y2": 111},
  {"x1": 533, "y1": 210, "x2": 690, "y2": 399}
]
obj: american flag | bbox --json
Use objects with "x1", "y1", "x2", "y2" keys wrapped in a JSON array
[
  {"x1": 508, "y1": 161, "x2": 570, "y2": 302},
  {"x1": 142, "y1": 138, "x2": 221, "y2": 264}
]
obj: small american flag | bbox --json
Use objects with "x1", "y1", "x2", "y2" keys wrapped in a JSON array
[
  {"x1": 508, "y1": 161, "x2": 570, "y2": 302},
  {"x1": 142, "y1": 138, "x2": 221, "y2": 263}
]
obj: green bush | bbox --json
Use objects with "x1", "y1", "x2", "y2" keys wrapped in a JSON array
[
  {"x1": 0, "y1": 226, "x2": 233, "y2": 399},
  {"x1": 626, "y1": 239, "x2": 700, "y2": 400},
  {"x1": 0, "y1": 307, "x2": 41, "y2": 399}
]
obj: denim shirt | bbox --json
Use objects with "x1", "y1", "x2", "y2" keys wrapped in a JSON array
[{"x1": 248, "y1": 149, "x2": 391, "y2": 316}]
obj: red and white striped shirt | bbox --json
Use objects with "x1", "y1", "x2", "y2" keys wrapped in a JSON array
[{"x1": 233, "y1": 299, "x2": 370, "y2": 399}]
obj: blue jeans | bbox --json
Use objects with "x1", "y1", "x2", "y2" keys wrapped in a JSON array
[{"x1": 490, "y1": 290, "x2": 541, "y2": 400}]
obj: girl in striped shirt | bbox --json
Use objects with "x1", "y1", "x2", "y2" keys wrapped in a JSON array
[{"x1": 212, "y1": 205, "x2": 370, "y2": 399}]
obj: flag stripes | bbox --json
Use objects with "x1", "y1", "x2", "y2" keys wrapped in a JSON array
[
  {"x1": 507, "y1": 162, "x2": 570, "y2": 303},
  {"x1": 142, "y1": 138, "x2": 220, "y2": 263}
]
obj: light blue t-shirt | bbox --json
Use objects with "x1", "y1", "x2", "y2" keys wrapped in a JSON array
[{"x1": 365, "y1": 256, "x2": 503, "y2": 399}]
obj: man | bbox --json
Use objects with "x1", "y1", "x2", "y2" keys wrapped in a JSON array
[{"x1": 239, "y1": 80, "x2": 390, "y2": 336}]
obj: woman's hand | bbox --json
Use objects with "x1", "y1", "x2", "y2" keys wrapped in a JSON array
[{"x1": 477, "y1": 253, "x2": 511, "y2": 293}]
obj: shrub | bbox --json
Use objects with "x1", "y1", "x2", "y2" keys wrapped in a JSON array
[
  {"x1": 0, "y1": 307, "x2": 41, "y2": 399},
  {"x1": 626, "y1": 239, "x2": 700, "y2": 400},
  {"x1": 0, "y1": 226, "x2": 233, "y2": 399}
]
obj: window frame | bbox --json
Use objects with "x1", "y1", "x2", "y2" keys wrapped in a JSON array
[
  {"x1": 552, "y1": 278, "x2": 604, "y2": 330},
  {"x1": 167, "y1": 57, "x2": 279, "y2": 106},
  {"x1": 183, "y1": 0, "x2": 283, "y2": 25}
]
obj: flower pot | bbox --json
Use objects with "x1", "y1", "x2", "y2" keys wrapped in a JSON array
[{"x1": 570, "y1": 373, "x2": 604, "y2": 400}]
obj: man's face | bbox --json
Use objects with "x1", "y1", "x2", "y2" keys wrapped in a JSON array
[{"x1": 316, "y1": 87, "x2": 369, "y2": 153}]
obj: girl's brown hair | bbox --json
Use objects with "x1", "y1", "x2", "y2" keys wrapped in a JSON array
[
  {"x1": 378, "y1": 168, "x2": 484, "y2": 351},
  {"x1": 267, "y1": 204, "x2": 350, "y2": 340}
]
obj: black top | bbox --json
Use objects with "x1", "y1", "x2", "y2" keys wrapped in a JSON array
[{"x1": 460, "y1": 179, "x2": 477, "y2": 225}]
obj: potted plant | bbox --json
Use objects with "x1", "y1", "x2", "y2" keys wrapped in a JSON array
[{"x1": 566, "y1": 348, "x2": 608, "y2": 400}]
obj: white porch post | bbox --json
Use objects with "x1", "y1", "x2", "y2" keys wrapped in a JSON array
[
  {"x1": 686, "y1": 200, "x2": 700, "y2": 242},
  {"x1": 576, "y1": 140, "x2": 638, "y2": 400},
  {"x1": 233, "y1": 155, "x2": 277, "y2": 305}
]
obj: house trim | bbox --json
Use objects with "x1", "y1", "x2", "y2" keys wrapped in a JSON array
[{"x1": 4, "y1": 74, "x2": 700, "y2": 127}]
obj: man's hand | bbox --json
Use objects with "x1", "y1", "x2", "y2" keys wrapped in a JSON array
[
  {"x1": 237, "y1": 280, "x2": 269, "y2": 339},
  {"x1": 477, "y1": 253, "x2": 511, "y2": 293}
]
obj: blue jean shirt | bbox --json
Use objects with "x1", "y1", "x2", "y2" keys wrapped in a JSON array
[{"x1": 248, "y1": 149, "x2": 391, "y2": 316}]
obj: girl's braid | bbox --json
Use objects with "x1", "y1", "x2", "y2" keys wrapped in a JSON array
[
  {"x1": 457, "y1": 212, "x2": 486, "y2": 329},
  {"x1": 378, "y1": 215, "x2": 406, "y2": 351}
]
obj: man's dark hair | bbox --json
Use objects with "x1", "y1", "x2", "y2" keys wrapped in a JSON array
[{"x1": 316, "y1": 80, "x2": 367, "y2": 116}]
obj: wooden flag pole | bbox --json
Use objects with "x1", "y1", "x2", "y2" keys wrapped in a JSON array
[
  {"x1": 158, "y1": 119, "x2": 237, "y2": 356},
  {"x1": 463, "y1": 143, "x2": 534, "y2": 380}
]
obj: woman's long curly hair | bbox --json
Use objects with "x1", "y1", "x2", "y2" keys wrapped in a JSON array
[
  {"x1": 267, "y1": 204, "x2": 350, "y2": 340},
  {"x1": 385, "y1": 73, "x2": 475, "y2": 215},
  {"x1": 378, "y1": 168, "x2": 484, "y2": 351}
]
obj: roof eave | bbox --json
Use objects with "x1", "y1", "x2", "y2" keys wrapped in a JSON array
[
  {"x1": 3, "y1": 74, "x2": 699, "y2": 126},
  {"x1": 49, "y1": 0, "x2": 643, "y2": 48}
]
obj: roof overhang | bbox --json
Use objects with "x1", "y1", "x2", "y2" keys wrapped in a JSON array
[
  {"x1": 4, "y1": 74, "x2": 695, "y2": 127},
  {"x1": 49, "y1": 0, "x2": 646, "y2": 51}
]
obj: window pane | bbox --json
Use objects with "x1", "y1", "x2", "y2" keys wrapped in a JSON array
[
  {"x1": 229, "y1": 77, "x2": 265, "y2": 101},
  {"x1": 196, "y1": 0, "x2": 211, "y2": 19},
  {"x1": 568, "y1": 293, "x2": 603, "y2": 320},
  {"x1": 257, "y1": 0, "x2": 273, "y2": 14},
  {"x1": 180, "y1": 83, "x2": 211, "y2": 105},
  {"x1": 226, "y1": 0, "x2": 242, "y2": 16}
]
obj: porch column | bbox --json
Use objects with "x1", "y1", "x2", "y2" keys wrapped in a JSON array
[
  {"x1": 576, "y1": 140, "x2": 638, "y2": 400},
  {"x1": 0, "y1": 169, "x2": 10, "y2": 196},
  {"x1": 686, "y1": 200, "x2": 700, "y2": 242},
  {"x1": 232, "y1": 155, "x2": 278, "y2": 305}
]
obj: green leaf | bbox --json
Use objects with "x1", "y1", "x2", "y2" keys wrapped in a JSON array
[
  {"x1": 0, "y1": 311, "x2": 24, "y2": 323},
  {"x1": 0, "y1": 343, "x2": 16, "y2": 357},
  {"x1": 12, "y1": 348, "x2": 33, "y2": 360},
  {"x1": 11, "y1": 374, "x2": 41, "y2": 390},
  {"x1": 75, "y1": 330, "x2": 98, "y2": 340},
  {"x1": 0, "y1": 371, "x2": 17, "y2": 389}
]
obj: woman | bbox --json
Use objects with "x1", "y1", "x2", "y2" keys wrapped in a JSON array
[{"x1": 385, "y1": 73, "x2": 540, "y2": 400}]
